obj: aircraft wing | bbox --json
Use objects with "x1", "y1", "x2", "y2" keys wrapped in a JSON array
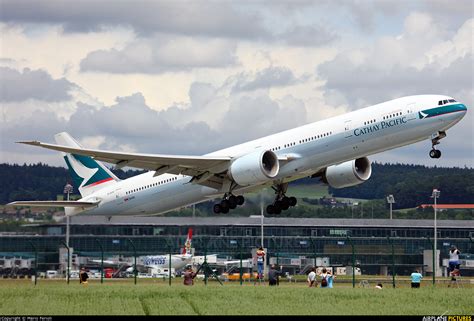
[
  {"x1": 7, "y1": 200, "x2": 99, "y2": 208},
  {"x1": 18, "y1": 140, "x2": 232, "y2": 189}
]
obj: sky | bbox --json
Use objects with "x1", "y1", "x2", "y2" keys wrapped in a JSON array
[{"x1": 0, "y1": 0, "x2": 473, "y2": 169}]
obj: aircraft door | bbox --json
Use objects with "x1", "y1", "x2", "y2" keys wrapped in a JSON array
[
  {"x1": 114, "y1": 187, "x2": 124, "y2": 206},
  {"x1": 344, "y1": 120, "x2": 352, "y2": 131}
]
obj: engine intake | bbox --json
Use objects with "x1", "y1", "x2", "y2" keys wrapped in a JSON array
[
  {"x1": 323, "y1": 157, "x2": 372, "y2": 189},
  {"x1": 229, "y1": 150, "x2": 279, "y2": 186}
]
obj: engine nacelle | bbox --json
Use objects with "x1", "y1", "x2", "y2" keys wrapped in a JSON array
[
  {"x1": 229, "y1": 150, "x2": 279, "y2": 186},
  {"x1": 323, "y1": 157, "x2": 372, "y2": 189}
]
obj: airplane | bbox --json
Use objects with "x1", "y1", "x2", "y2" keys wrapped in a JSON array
[
  {"x1": 140, "y1": 228, "x2": 193, "y2": 272},
  {"x1": 91, "y1": 228, "x2": 193, "y2": 274},
  {"x1": 7, "y1": 94, "x2": 467, "y2": 215}
]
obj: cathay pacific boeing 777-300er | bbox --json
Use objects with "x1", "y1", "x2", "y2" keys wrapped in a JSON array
[{"x1": 8, "y1": 95, "x2": 467, "y2": 216}]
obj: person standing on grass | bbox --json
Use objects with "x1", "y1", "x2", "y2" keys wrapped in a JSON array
[
  {"x1": 256, "y1": 247, "x2": 265, "y2": 284},
  {"x1": 319, "y1": 268, "x2": 329, "y2": 288},
  {"x1": 410, "y1": 269, "x2": 423, "y2": 288},
  {"x1": 183, "y1": 265, "x2": 197, "y2": 286},
  {"x1": 448, "y1": 245, "x2": 461, "y2": 276},
  {"x1": 79, "y1": 267, "x2": 89, "y2": 286},
  {"x1": 307, "y1": 267, "x2": 316, "y2": 287},
  {"x1": 327, "y1": 270, "x2": 336, "y2": 288},
  {"x1": 268, "y1": 264, "x2": 283, "y2": 286}
]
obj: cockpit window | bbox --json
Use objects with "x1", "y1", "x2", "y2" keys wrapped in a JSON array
[
  {"x1": 438, "y1": 99, "x2": 456, "y2": 106},
  {"x1": 438, "y1": 99, "x2": 457, "y2": 106}
]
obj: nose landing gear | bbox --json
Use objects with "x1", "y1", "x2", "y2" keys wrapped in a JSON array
[{"x1": 429, "y1": 131, "x2": 446, "y2": 159}]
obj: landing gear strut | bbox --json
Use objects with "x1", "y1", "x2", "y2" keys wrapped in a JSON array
[
  {"x1": 266, "y1": 183, "x2": 297, "y2": 215},
  {"x1": 429, "y1": 131, "x2": 446, "y2": 159},
  {"x1": 213, "y1": 194, "x2": 245, "y2": 214}
]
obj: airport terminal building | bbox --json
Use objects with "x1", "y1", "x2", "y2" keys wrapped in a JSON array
[{"x1": 1, "y1": 216, "x2": 473, "y2": 276}]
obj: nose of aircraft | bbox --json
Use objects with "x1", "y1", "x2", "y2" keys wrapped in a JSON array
[{"x1": 459, "y1": 103, "x2": 468, "y2": 117}]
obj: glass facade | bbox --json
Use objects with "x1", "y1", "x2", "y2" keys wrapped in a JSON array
[{"x1": 1, "y1": 220, "x2": 472, "y2": 275}]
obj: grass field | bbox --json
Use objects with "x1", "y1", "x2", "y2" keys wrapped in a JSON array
[{"x1": 0, "y1": 279, "x2": 472, "y2": 315}]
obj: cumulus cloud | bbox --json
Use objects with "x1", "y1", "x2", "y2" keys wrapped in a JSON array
[
  {"x1": 319, "y1": 54, "x2": 473, "y2": 108},
  {"x1": 0, "y1": 67, "x2": 76, "y2": 102},
  {"x1": 80, "y1": 35, "x2": 238, "y2": 74},
  {"x1": 314, "y1": 13, "x2": 473, "y2": 167},
  {"x1": 1, "y1": 85, "x2": 309, "y2": 165},
  {"x1": 276, "y1": 25, "x2": 338, "y2": 47},
  {"x1": 231, "y1": 66, "x2": 305, "y2": 92},
  {"x1": 0, "y1": 0, "x2": 268, "y2": 38},
  {"x1": 1, "y1": 2, "x2": 472, "y2": 169},
  {"x1": 318, "y1": 15, "x2": 473, "y2": 109}
]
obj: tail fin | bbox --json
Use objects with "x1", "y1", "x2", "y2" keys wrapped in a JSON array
[
  {"x1": 55, "y1": 132, "x2": 119, "y2": 197},
  {"x1": 182, "y1": 228, "x2": 193, "y2": 255}
]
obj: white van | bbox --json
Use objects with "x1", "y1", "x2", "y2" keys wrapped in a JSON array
[{"x1": 46, "y1": 270, "x2": 58, "y2": 279}]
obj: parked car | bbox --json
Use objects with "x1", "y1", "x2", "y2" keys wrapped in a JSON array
[{"x1": 46, "y1": 270, "x2": 58, "y2": 279}]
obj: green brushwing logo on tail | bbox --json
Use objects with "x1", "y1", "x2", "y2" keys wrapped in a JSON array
[{"x1": 64, "y1": 154, "x2": 113, "y2": 188}]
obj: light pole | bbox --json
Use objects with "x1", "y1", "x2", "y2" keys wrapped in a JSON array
[
  {"x1": 431, "y1": 189, "x2": 440, "y2": 280},
  {"x1": 63, "y1": 183, "x2": 73, "y2": 248},
  {"x1": 63, "y1": 183, "x2": 73, "y2": 281},
  {"x1": 386, "y1": 195, "x2": 395, "y2": 220}
]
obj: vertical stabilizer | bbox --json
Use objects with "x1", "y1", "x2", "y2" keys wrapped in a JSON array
[
  {"x1": 55, "y1": 132, "x2": 119, "y2": 197},
  {"x1": 182, "y1": 228, "x2": 193, "y2": 255}
]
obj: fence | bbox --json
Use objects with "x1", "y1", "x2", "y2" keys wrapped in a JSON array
[{"x1": 1, "y1": 234, "x2": 473, "y2": 287}]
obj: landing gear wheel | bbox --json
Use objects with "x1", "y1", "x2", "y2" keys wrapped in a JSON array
[
  {"x1": 430, "y1": 149, "x2": 442, "y2": 159},
  {"x1": 221, "y1": 199, "x2": 230, "y2": 211},
  {"x1": 266, "y1": 182, "x2": 298, "y2": 213},
  {"x1": 236, "y1": 195, "x2": 245, "y2": 206},
  {"x1": 228, "y1": 195, "x2": 237, "y2": 209},
  {"x1": 281, "y1": 197, "x2": 290, "y2": 210},
  {"x1": 213, "y1": 204, "x2": 221, "y2": 214},
  {"x1": 266, "y1": 205, "x2": 275, "y2": 214},
  {"x1": 289, "y1": 196, "x2": 297, "y2": 207},
  {"x1": 273, "y1": 204, "x2": 282, "y2": 215},
  {"x1": 221, "y1": 206, "x2": 229, "y2": 214}
]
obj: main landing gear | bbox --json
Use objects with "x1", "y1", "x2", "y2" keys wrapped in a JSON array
[
  {"x1": 266, "y1": 183, "x2": 297, "y2": 215},
  {"x1": 429, "y1": 131, "x2": 446, "y2": 159},
  {"x1": 213, "y1": 194, "x2": 245, "y2": 214}
]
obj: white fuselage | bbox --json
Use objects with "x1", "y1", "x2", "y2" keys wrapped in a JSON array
[
  {"x1": 141, "y1": 254, "x2": 192, "y2": 271},
  {"x1": 75, "y1": 95, "x2": 467, "y2": 216}
]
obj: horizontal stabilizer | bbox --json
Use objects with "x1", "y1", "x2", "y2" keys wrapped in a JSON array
[{"x1": 7, "y1": 201, "x2": 99, "y2": 208}]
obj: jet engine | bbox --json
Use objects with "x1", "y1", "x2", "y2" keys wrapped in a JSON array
[
  {"x1": 323, "y1": 157, "x2": 372, "y2": 188},
  {"x1": 229, "y1": 150, "x2": 279, "y2": 186}
]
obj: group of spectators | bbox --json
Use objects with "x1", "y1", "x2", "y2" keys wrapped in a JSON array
[
  {"x1": 76, "y1": 245, "x2": 462, "y2": 288},
  {"x1": 307, "y1": 267, "x2": 335, "y2": 288},
  {"x1": 170, "y1": 245, "x2": 462, "y2": 288}
]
